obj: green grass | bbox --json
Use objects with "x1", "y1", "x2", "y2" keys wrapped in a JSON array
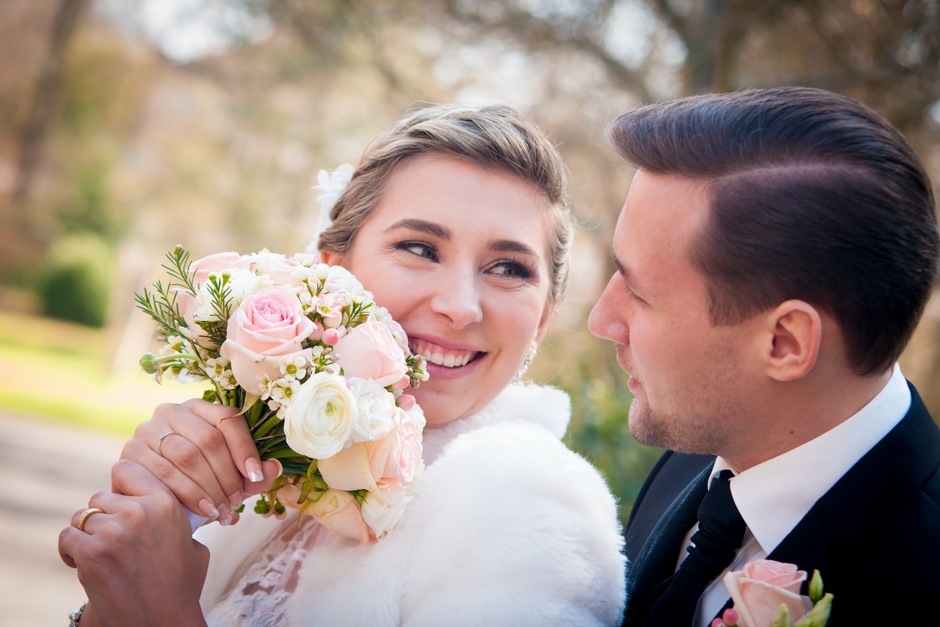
[{"x1": 0, "y1": 309, "x2": 198, "y2": 436}]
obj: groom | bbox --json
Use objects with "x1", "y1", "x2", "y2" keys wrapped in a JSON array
[{"x1": 590, "y1": 86, "x2": 940, "y2": 626}]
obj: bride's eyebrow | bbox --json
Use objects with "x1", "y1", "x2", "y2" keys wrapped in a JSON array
[
  {"x1": 384, "y1": 219, "x2": 450, "y2": 239},
  {"x1": 489, "y1": 239, "x2": 539, "y2": 259}
]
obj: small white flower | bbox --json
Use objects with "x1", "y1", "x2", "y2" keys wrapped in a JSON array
[
  {"x1": 206, "y1": 357, "x2": 229, "y2": 379},
  {"x1": 220, "y1": 370, "x2": 238, "y2": 390},
  {"x1": 280, "y1": 355, "x2": 308, "y2": 380}
]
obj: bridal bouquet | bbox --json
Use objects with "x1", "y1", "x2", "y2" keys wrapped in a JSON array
[{"x1": 135, "y1": 246, "x2": 428, "y2": 542}]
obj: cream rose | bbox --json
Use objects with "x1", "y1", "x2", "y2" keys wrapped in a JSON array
[
  {"x1": 219, "y1": 287, "x2": 314, "y2": 396},
  {"x1": 310, "y1": 489, "x2": 372, "y2": 543},
  {"x1": 361, "y1": 484, "x2": 410, "y2": 539},
  {"x1": 284, "y1": 372, "x2": 358, "y2": 458},
  {"x1": 317, "y1": 442, "x2": 378, "y2": 492},
  {"x1": 333, "y1": 319, "x2": 408, "y2": 387},
  {"x1": 724, "y1": 559, "x2": 812, "y2": 627}
]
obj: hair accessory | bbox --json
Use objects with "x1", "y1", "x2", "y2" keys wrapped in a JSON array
[{"x1": 305, "y1": 163, "x2": 355, "y2": 254}]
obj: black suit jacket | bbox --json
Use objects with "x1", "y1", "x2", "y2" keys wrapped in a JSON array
[{"x1": 622, "y1": 383, "x2": 940, "y2": 626}]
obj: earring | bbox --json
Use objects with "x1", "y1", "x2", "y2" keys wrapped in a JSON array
[{"x1": 514, "y1": 346, "x2": 537, "y2": 381}]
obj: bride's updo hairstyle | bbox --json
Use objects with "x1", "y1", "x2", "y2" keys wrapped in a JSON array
[{"x1": 317, "y1": 104, "x2": 574, "y2": 303}]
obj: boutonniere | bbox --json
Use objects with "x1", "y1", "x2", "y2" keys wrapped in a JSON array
[{"x1": 710, "y1": 559, "x2": 833, "y2": 627}]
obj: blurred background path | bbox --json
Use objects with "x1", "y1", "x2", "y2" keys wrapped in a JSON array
[{"x1": 0, "y1": 411, "x2": 123, "y2": 626}]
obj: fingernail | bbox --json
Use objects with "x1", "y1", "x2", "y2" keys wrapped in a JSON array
[
  {"x1": 218, "y1": 503, "x2": 232, "y2": 526},
  {"x1": 246, "y1": 458, "x2": 264, "y2": 483},
  {"x1": 228, "y1": 492, "x2": 243, "y2": 508},
  {"x1": 199, "y1": 499, "x2": 219, "y2": 522}
]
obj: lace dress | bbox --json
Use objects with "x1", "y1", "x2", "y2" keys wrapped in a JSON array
[{"x1": 203, "y1": 518, "x2": 333, "y2": 626}]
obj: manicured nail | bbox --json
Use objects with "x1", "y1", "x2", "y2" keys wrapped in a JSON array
[
  {"x1": 228, "y1": 492, "x2": 244, "y2": 508},
  {"x1": 199, "y1": 499, "x2": 219, "y2": 522},
  {"x1": 218, "y1": 503, "x2": 232, "y2": 526},
  {"x1": 246, "y1": 458, "x2": 264, "y2": 483}
]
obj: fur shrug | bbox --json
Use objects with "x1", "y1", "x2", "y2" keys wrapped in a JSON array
[{"x1": 195, "y1": 383, "x2": 626, "y2": 625}]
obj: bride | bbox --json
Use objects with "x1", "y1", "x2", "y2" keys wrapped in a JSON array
[{"x1": 59, "y1": 104, "x2": 626, "y2": 625}]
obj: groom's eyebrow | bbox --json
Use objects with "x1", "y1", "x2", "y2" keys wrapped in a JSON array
[
  {"x1": 386, "y1": 219, "x2": 450, "y2": 239},
  {"x1": 611, "y1": 253, "x2": 645, "y2": 294}
]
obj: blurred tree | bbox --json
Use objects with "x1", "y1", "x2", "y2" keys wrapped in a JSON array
[{"x1": 12, "y1": 0, "x2": 91, "y2": 206}]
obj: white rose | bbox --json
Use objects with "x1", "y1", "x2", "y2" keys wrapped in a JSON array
[
  {"x1": 361, "y1": 484, "x2": 411, "y2": 539},
  {"x1": 346, "y1": 377, "x2": 398, "y2": 442},
  {"x1": 284, "y1": 372, "x2": 358, "y2": 459}
]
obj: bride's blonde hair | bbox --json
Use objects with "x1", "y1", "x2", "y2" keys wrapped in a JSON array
[{"x1": 317, "y1": 104, "x2": 574, "y2": 303}]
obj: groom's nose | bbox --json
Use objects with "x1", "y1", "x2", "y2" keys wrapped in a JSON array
[{"x1": 588, "y1": 273, "x2": 630, "y2": 344}]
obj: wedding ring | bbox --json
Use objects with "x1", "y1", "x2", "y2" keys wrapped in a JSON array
[
  {"x1": 158, "y1": 430, "x2": 181, "y2": 456},
  {"x1": 76, "y1": 507, "x2": 105, "y2": 532}
]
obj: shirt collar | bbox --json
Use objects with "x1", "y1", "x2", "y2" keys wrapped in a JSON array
[{"x1": 713, "y1": 364, "x2": 910, "y2": 555}]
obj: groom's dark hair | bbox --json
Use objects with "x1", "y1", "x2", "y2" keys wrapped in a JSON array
[{"x1": 609, "y1": 86, "x2": 940, "y2": 376}]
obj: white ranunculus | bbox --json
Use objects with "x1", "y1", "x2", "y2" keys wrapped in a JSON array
[
  {"x1": 323, "y1": 264, "x2": 365, "y2": 294},
  {"x1": 284, "y1": 372, "x2": 358, "y2": 459},
  {"x1": 346, "y1": 377, "x2": 399, "y2": 442}
]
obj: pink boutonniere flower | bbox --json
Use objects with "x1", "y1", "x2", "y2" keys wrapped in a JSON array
[{"x1": 711, "y1": 559, "x2": 833, "y2": 627}]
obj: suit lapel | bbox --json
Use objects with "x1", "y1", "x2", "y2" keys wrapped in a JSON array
[{"x1": 625, "y1": 464, "x2": 712, "y2": 620}]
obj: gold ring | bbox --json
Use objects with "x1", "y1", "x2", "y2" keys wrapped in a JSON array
[
  {"x1": 76, "y1": 507, "x2": 105, "y2": 532},
  {"x1": 158, "y1": 430, "x2": 181, "y2": 456}
]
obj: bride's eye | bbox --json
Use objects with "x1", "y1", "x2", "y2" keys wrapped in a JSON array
[
  {"x1": 488, "y1": 260, "x2": 535, "y2": 280},
  {"x1": 395, "y1": 241, "x2": 438, "y2": 261}
]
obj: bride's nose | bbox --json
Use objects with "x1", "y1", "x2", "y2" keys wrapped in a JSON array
[{"x1": 429, "y1": 269, "x2": 483, "y2": 329}]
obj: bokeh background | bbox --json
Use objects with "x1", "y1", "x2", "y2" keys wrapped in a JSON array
[{"x1": 2, "y1": 1, "x2": 940, "y2": 622}]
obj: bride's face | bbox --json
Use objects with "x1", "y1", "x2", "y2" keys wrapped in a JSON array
[{"x1": 321, "y1": 155, "x2": 555, "y2": 427}]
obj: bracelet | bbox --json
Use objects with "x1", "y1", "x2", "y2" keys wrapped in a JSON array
[{"x1": 69, "y1": 601, "x2": 87, "y2": 626}]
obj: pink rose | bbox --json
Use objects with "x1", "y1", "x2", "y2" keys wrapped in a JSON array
[
  {"x1": 333, "y1": 319, "x2": 407, "y2": 387},
  {"x1": 368, "y1": 408, "x2": 424, "y2": 486},
  {"x1": 310, "y1": 489, "x2": 373, "y2": 543},
  {"x1": 189, "y1": 251, "x2": 252, "y2": 285},
  {"x1": 246, "y1": 250, "x2": 298, "y2": 286},
  {"x1": 724, "y1": 560, "x2": 811, "y2": 627},
  {"x1": 220, "y1": 288, "x2": 315, "y2": 396}
]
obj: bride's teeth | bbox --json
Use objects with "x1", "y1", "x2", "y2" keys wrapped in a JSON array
[{"x1": 411, "y1": 341, "x2": 474, "y2": 368}]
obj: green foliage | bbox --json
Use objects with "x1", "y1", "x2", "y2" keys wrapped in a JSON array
[
  {"x1": 36, "y1": 232, "x2": 114, "y2": 327},
  {"x1": 561, "y1": 358, "x2": 664, "y2": 528},
  {"x1": 56, "y1": 158, "x2": 125, "y2": 243}
]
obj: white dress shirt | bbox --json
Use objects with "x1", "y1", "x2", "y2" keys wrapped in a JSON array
[{"x1": 690, "y1": 364, "x2": 911, "y2": 626}]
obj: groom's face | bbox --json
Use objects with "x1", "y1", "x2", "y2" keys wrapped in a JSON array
[{"x1": 589, "y1": 170, "x2": 755, "y2": 455}]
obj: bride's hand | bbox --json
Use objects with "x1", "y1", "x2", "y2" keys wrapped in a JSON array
[
  {"x1": 58, "y1": 460, "x2": 210, "y2": 626},
  {"x1": 120, "y1": 399, "x2": 281, "y2": 524}
]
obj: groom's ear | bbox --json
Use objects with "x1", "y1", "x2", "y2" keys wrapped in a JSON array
[{"x1": 760, "y1": 300, "x2": 822, "y2": 382}]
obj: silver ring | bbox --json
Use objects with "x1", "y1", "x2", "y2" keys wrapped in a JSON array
[{"x1": 158, "y1": 430, "x2": 180, "y2": 456}]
